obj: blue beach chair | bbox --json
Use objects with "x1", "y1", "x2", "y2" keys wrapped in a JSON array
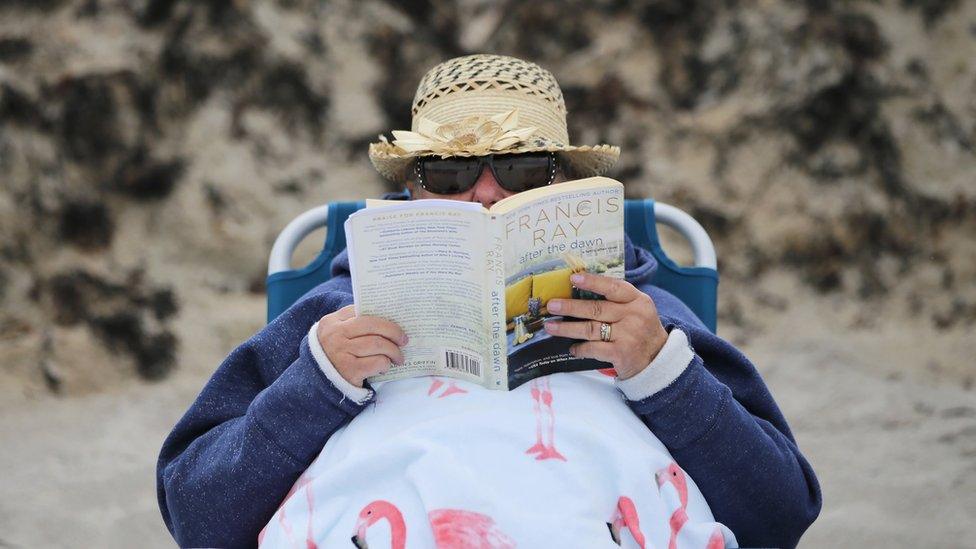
[{"x1": 266, "y1": 199, "x2": 719, "y2": 332}]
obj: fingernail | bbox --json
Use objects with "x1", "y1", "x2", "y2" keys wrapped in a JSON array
[
  {"x1": 568, "y1": 345, "x2": 577, "y2": 356},
  {"x1": 548, "y1": 300, "x2": 562, "y2": 313},
  {"x1": 570, "y1": 273, "x2": 584, "y2": 284},
  {"x1": 400, "y1": 334, "x2": 409, "y2": 345},
  {"x1": 544, "y1": 322, "x2": 556, "y2": 333}
]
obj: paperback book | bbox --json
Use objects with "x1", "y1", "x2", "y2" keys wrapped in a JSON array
[{"x1": 344, "y1": 176, "x2": 625, "y2": 390}]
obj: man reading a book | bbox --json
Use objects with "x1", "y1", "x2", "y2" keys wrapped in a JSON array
[{"x1": 158, "y1": 54, "x2": 821, "y2": 548}]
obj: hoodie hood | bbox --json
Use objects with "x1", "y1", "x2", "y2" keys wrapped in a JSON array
[{"x1": 330, "y1": 190, "x2": 659, "y2": 284}]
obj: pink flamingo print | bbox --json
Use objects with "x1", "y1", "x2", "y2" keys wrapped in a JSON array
[
  {"x1": 525, "y1": 377, "x2": 566, "y2": 461},
  {"x1": 261, "y1": 472, "x2": 317, "y2": 548},
  {"x1": 428, "y1": 509, "x2": 517, "y2": 548},
  {"x1": 655, "y1": 462, "x2": 726, "y2": 549},
  {"x1": 656, "y1": 462, "x2": 689, "y2": 549},
  {"x1": 352, "y1": 500, "x2": 405, "y2": 549},
  {"x1": 656, "y1": 462, "x2": 688, "y2": 510},
  {"x1": 606, "y1": 496, "x2": 646, "y2": 548},
  {"x1": 706, "y1": 529, "x2": 727, "y2": 549},
  {"x1": 428, "y1": 376, "x2": 468, "y2": 398},
  {"x1": 351, "y1": 500, "x2": 515, "y2": 549}
]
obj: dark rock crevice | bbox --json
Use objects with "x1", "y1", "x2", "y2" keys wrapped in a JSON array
[{"x1": 42, "y1": 269, "x2": 180, "y2": 380}]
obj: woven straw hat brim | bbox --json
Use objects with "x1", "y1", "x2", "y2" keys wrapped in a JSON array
[
  {"x1": 369, "y1": 141, "x2": 621, "y2": 183},
  {"x1": 368, "y1": 54, "x2": 621, "y2": 183}
]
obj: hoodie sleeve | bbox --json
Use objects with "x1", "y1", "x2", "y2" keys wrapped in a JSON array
[
  {"x1": 627, "y1": 286, "x2": 822, "y2": 549},
  {"x1": 156, "y1": 285, "x2": 370, "y2": 548}
]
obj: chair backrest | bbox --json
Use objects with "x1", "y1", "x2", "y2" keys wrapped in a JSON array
[
  {"x1": 624, "y1": 200, "x2": 718, "y2": 332},
  {"x1": 267, "y1": 199, "x2": 719, "y2": 331}
]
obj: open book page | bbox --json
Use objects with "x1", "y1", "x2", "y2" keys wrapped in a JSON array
[
  {"x1": 490, "y1": 177, "x2": 626, "y2": 389},
  {"x1": 344, "y1": 200, "x2": 494, "y2": 388}
]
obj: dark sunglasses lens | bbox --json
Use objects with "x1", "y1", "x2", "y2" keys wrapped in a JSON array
[
  {"x1": 421, "y1": 158, "x2": 481, "y2": 194},
  {"x1": 493, "y1": 153, "x2": 552, "y2": 192}
]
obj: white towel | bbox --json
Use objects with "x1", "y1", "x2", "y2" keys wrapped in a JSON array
[{"x1": 259, "y1": 371, "x2": 737, "y2": 548}]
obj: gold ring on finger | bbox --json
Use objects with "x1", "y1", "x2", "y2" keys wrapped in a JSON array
[{"x1": 600, "y1": 322, "x2": 612, "y2": 342}]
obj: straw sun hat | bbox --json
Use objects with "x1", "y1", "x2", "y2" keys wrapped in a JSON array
[{"x1": 368, "y1": 54, "x2": 620, "y2": 183}]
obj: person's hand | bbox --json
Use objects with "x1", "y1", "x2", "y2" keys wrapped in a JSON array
[
  {"x1": 542, "y1": 273, "x2": 668, "y2": 380},
  {"x1": 316, "y1": 305, "x2": 408, "y2": 388}
]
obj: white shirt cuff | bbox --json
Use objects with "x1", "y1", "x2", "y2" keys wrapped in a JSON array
[
  {"x1": 308, "y1": 321, "x2": 374, "y2": 404},
  {"x1": 616, "y1": 328, "x2": 694, "y2": 401}
]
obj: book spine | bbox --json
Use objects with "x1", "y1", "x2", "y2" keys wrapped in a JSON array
[{"x1": 485, "y1": 214, "x2": 508, "y2": 390}]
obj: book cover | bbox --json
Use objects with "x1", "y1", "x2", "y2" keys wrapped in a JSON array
[{"x1": 495, "y1": 180, "x2": 625, "y2": 389}]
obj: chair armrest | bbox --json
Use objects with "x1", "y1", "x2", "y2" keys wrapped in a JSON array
[
  {"x1": 268, "y1": 205, "x2": 331, "y2": 276},
  {"x1": 654, "y1": 202, "x2": 717, "y2": 269}
]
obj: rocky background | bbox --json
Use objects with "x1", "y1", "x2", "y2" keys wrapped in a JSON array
[{"x1": 1, "y1": 0, "x2": 974, "y2": 547}]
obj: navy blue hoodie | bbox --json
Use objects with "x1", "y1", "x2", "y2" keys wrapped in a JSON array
[{"x1": 157, "y1": 224, "x2": 820, "y2": 548}]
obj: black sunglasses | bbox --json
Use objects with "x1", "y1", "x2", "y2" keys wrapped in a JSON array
[{"x1": 415, "y1": 152, "x2": 557, "y2": 194}]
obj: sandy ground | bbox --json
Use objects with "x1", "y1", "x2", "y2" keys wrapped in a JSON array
[
  {"x1": 2, "y1": 1, "x2": 975, "y2": 547},
  {"x1": 1, "y1": 284, "x2": 973, "y2": 548}
]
